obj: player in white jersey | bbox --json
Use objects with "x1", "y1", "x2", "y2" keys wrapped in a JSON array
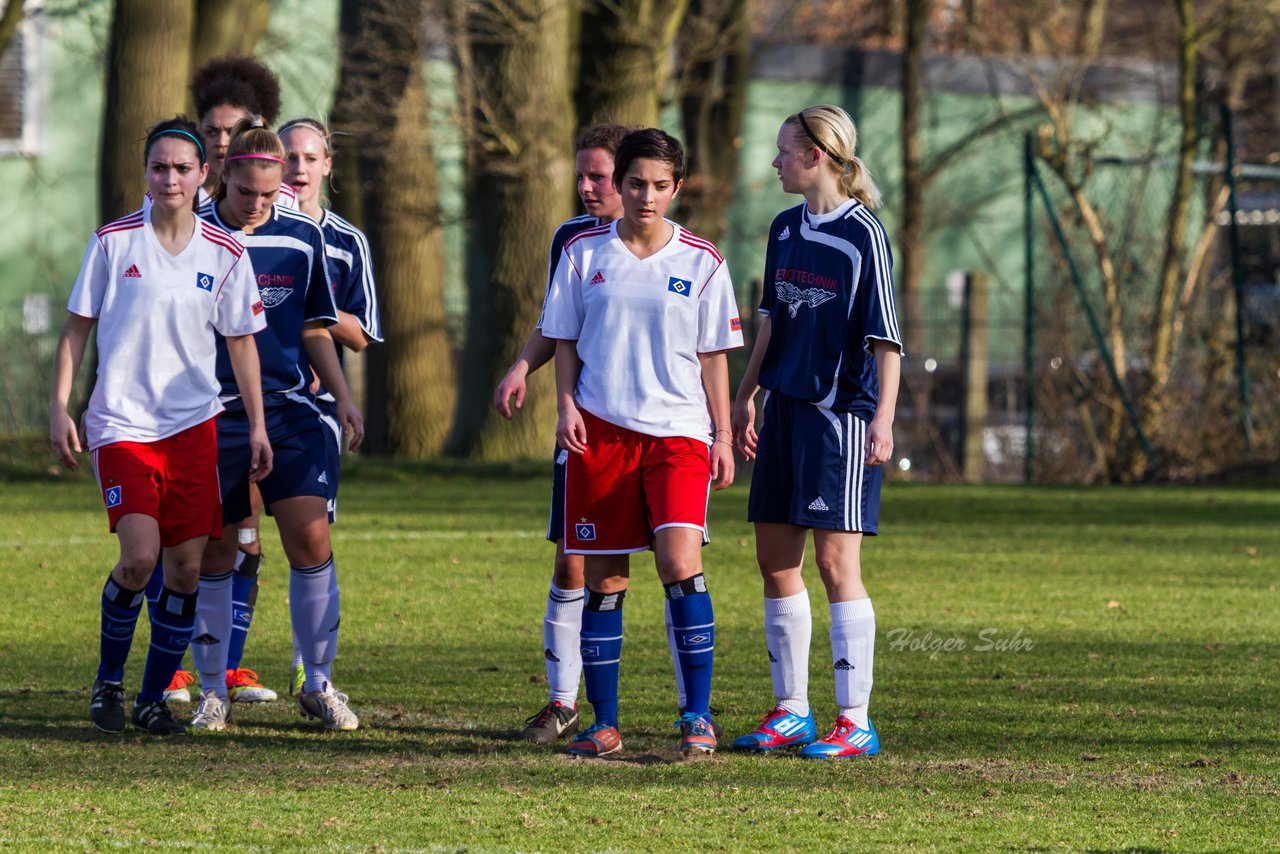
[
  {"x1": 492, "y1": 123, "x2": 632, "y2": 744},
  {"x1": 731, "y1": 105, "x2": 902, "y2": 758},
  {"x1": 280, "y1": 116, "x2": 383, "y2": 696},
  {"x1": 541, "y1": 129, "x2": 744, "y2": 757},
  {"x1": 50, "y1": 117, "x2": 270, "y2": 735}
]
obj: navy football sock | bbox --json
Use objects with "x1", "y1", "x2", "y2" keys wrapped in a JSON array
[
  {"x1": 98, "y1": 575, "x2": 145, "y2": 683},
  {"x1": 665, "y1": 574, "x2": 715, "y2": 717},
  {"x1": 581, "y1": 588, "x2": 625, "y2": 728},
  {"x1": 138, "y1": 587, "x2": 197, "y2": 704},
  {"x1": 227, "y1": 552, "x2": 260, "y2": 670}
]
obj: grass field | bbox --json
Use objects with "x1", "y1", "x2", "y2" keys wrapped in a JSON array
[{"x1": 1, "y1": 459, "x2": 1277, "y2": 852}]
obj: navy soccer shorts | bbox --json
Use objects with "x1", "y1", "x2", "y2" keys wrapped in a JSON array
[
  {"x1": 747, "y1": 391, "x2": 882, "y2": 534},
  {"x1": 217, "y1": 397, "x2": 330, "y2": 527}
]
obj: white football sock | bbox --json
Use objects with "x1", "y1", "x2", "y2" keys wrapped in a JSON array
[
  {"x1": 290, "y1": 555, "x2": 340, "y2": 694},
  {"x1": 544, "y1": 582, "x2": 584, "y2": 706},
  {"x1": 764, "y1": 590, "x2": 812, "y2": 717},
  {"x1": 192, "y1": 572, "x2": 233, "y2": 698},
  {"x1": 830, "y1": 597, "x2": 875, "y2": 728},
  {"x1": 665, "y1": 597, "x2": 686, "y2": 710}
]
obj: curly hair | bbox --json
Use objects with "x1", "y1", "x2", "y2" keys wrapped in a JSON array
[{"x1": 190, "y1": 56, "x2": 282, "y2": 125}]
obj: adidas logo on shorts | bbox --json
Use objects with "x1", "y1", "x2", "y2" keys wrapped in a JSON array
[{"x1": 808, "y1": 496, "x2": 829, "y2": 513}]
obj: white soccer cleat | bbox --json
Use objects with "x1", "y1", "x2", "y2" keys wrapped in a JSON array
[
  {"x1": 298, "y1": 682, "x2": 359, "y2": 731},
  {"x1": 191, "y1": 690, "x2": 232, "y2": 731}
]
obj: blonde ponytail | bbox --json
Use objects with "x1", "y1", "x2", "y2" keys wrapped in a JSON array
[
  {"x1": 789, "y1": 105, "x2": 883, "y2": 210},
  {"x1": 213, "y1": 115, "x2": 285, "y2": 201}
]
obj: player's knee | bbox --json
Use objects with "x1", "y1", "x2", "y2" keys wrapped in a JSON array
[
  {"x1": 117, "y1": 551, "x2": 159, "y2": 587},
  {"x1": 552, "y1": 551, "x2": 584, "y2": 588},
  {"x1": 815, "y1": 555, "x2": 860, "y2": 593},
  {"x1": 655, "y1": 554, "x2": 701, "y2": 585}
]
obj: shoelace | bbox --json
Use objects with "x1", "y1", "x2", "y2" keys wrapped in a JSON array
[
  {"x1": 170, "y1": 671, "x2": 195, "y2": 688},
  {"x1": 140, "y1": 701, "x2": 175, "y2": 724},
  {"x1": 226, "y1": 668, "x2": 262, "y2": 686},
  {"x1": 93, "y1": 683, "x2": 124, "y2": 705},
  {"x1": 674, "y1": 712, "x2": 710, "y2": 733},
  {"x1": 525, "y1": 705, "x2": 559, "y2": 727}
]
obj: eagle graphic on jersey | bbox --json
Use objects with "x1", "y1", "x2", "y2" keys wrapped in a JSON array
[{"x1": 776, "y1": 280, "x2": 837, "y2": 317}]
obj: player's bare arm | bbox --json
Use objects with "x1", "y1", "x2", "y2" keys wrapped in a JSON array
[
  {"x1": 303, "y1": 322, "x2": 365, "y2": 452},
  {"x1": 224, "y1": 333, "x2": 274, "y2": 483},
  {"x1": 866, "y1": 340, "x2": 901, "y2": 466},
  {"x1": 49, "y1": 312, "x2": 96, "y2": 469},
  {"x1": 699, "y1": 349, "x2": 735, "y2": 490},
  {"x1": 731, "y1": 315, "x2": 773, "y2": 459},
  {"x1": 553, "y1": 338, "x2": 587, "y2": 453},
  {"x1": 329, "y1": 310, "x2": 372, "y2": 352},
  {"x1": 494, "y1": 327, "x2": 557, "y2": 420}
]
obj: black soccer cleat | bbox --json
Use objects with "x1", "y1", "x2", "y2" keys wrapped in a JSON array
[
  {"x1": 90, "y1": 679, "x2": 126, "y2": 734},
  {"x1": 132, "y1": 699, "x2": 186, "y2": 735}
]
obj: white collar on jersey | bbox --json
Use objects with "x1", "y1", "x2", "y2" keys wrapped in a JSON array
[{"x1": 804, "y1": 197, "x2": 860, "y2": 226}]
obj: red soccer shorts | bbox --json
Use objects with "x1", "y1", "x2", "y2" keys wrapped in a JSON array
[
  {"x1": 92, "y1": 417, "x2": 222, "y2": 547},
  {"x1": 564, "y1": 409, "x2": 711, "y2": 554}
]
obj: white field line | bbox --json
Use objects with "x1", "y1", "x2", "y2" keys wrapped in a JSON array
[{"x1": 0, "y1": 529, "x2": 545, "y2": 549}]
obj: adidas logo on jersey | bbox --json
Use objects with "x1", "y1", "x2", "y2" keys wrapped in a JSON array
[
  {"x1": 834, "y1": 658, "x2": 855, "y2": 671},
  {"x1": 778, "y1": 226, "x2": 790, "y2": 241},
  {"x1": 808, "y1": 496, "x2": 829, "y2": 512},
  {"x1": 123, "y1": 264, "x2": 142, "y2": 278},
  {"x1": 589, "y1": 271, "x2": 606, "y2": 286}
]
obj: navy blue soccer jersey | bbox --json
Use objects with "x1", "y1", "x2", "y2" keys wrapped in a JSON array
[
  {"x1": 758, "y1": 198, "x2": 903, "y2": 417},
  {"x1": 537, "y1": 214, "x2": 602, "y2": 329},
  {"x1": 320, "y1": 209, "x2": 383, "y2": 353},
  {"x1": 200, "y1": 201, "x2": 338, "y2": 398}
]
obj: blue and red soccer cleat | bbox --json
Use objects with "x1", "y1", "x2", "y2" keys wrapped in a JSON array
[
  {"x1": 565, "y1": 721, "x2": 622, "y2": 757},
  {"x1": 731, "y1": 706, "x2": 817, "y2": 752},
  {"x1": 676, "y1": 712, "x2": 717, "y2": 757},
  {"x1": 798, "y1": 715, "x2": 879, "y2": 758}
]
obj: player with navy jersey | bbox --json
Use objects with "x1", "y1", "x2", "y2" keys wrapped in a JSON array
[
  {"x1": 190, "y1": 117, "x2": 366, "y2": 733},
  {"x1": 137, "y1": 57, "x2": 296, "y2": 708},
  {"x1": 281, "y1": 116, "x2": 383, "y2": 696},
  {"x1": 731, "y1": 105, "x2": 902, "y2": 759},
  {"x1": 50, "y1": 117, "x2": 270, "y2": 735},
  {"x1": 541, "y1": 129, "x2": 744, "y2": 758},
  {"x1": 492, "y1": 123, "x2": 630, "y2": 744}
]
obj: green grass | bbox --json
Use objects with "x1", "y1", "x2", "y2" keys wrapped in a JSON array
[{"x1": 1, "y1": 462, "x2": 1278, "y2": 852}]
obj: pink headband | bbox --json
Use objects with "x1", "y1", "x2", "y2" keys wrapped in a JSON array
[{"x1": 224, "y1": 154, "x2": 286, "y2": 164}]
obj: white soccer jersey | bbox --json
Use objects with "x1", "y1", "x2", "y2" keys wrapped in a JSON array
[
  {"x1": 541, "y1": 220, "x2": 744, "y2": 442},
  {"x1": 67, "y1": 207, "x2": 266, "y2": 450}
]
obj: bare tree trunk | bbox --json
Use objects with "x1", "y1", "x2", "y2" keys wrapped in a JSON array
[
  {"x1": 676, "y1": 0, "x2": 751, "y2": 244},
  {"x1": 577, "y1": 0, "x2": 689, "y2": 126},
  {"x1": 0, "y1": 0, "x2": 24, "y2": 59},
  {"x1": 900, "y1": 0, "x2": 927, "y2": 358},
  {"x1": 191, "y1": 0, "x2": 271, "y2": 71},
  {"x1": 450, "y1": 0, "x2": 575, "y2": 459},
  {"x1": 100, "y1": 0, "x2": 196, "y2": 224},
  {"x1": 1074, "y1": 0, "x2": 1108, "y2": 57},
  {"x1": 334, "y1": 0, "x2": 455, "y2": 458},
  {"x1": 1142, "y1": 0, "x2": 1198, "y2": 447}
]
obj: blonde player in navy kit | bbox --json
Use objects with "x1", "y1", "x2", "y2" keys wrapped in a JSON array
[
  {"x1": 191, "y1": 117, "x2": 365, "y2": 733},
  {"x1": 731, "y1": 105, "x2": 902, "y2": 758}
]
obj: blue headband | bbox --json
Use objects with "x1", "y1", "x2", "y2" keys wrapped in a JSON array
[{"x1": 147, "y1": 128, "x2": 207, "y2": 164}]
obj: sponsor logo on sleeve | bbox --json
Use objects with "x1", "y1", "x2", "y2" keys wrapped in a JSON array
[
  {"x1": 667, "y1": 276, "x2": 692, "y2": 297},
  {"x1": 251, "y1": 300, "x2": 265, "y2": 316},
  {"x1": 730, "y1": 317, "x2": 742, "y2": 332}
]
